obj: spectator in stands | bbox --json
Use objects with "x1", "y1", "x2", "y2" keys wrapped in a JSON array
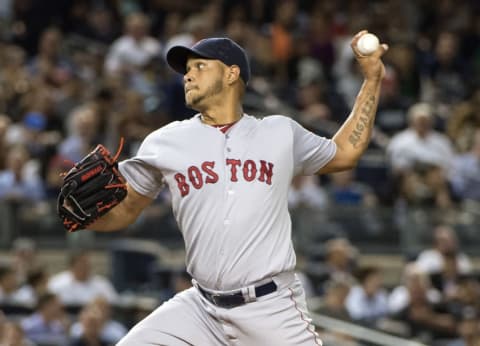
[
  {"x1": 5, "y1": 110, "x2": 60, "y2": 160},
  {"x1": 59, "y1": 105, "x2": 101, "y2": 163},
  {"x1": 387, "y1": 103, "x2": 454, "y2": 209},
  {"x1": 388, "y1": 264, "x2": 442, "y2": 315},
  {"x1": 69, "y1": 296, "x2": 127, "y2": 345},
  {"x1": 104, "y1": 12, "x2": 162, "y2": 77},
  {"x1": 315, "y1": 277, "x2": 352, "y2": 321},
  {"x1": 267, "y1": 0, "x2": 299, "y2": 85},
  {"x1": 447, "y1": 89, "x2": 480, "y2": 152},
  {"x1": 295, "y1": 78, "x2": 333, "y2": 124},
  {"x1": 416, "y1": 225, "x2": 472, "y2": 275},
  {"x1": 69, "y1": 304, "x2": 110, "y2": 346},
  {"x1": 387, "y1": 102, "x2": 454, "y2": 173},
  {"x1": 447, "y1": 310, "x2": 480, "y2": 346},
  {"x1": 390, "y1": 265, "x2": 457, "y2": 342},
  {"x1": 27, "y1": 27, "x2": 73, "y2": 88},
  {"x1": 10, "y1": 237, "x2": 38, "y2": 285},
  {"x1": 1, "y1": 321, "x2": 34, "y2": 346},
  {"x1": 48, "y1": 250, "x2": 118, "y2": 306},
  {"x1": 422, "y1": 31, "x2": 469, "y2": 107},
  {"x1": 314, "y1": 238, "x2": 358, "y2": 289},
  {"x1": 0, "y1": 266, "x2": 19, "y2": 304},
  {"x1": 20, "y1": 292, "x2": 69, "y2": 346},
  {"x1": 288, "y1": 175, "x2": 328, "y2": 211},
  {"x1": 449, "y1": 129, "x2": 480, "y2": 202},
  {"x1": 398, "y1": 160, "x2": 453, "y2": 210},
  {"x1": 0, "y1": 145, "x2": 45, "y2": 202},
  {"x1": 0, "y1": 115, "x2": 11, "y2": 170},
  {"x1": 386, "y1": 43, "x2": 420, "y2": 103},
  {"x1": 86, "y1": 87, "x2": 117, "y2": 147},
  {"x1": 0, "y1": 45, "x2": 31, "y2": 122},
  {"x1": 345, "y1": 266, "x2": 389, "y2": 326},
  {"x1": 444, "y1": 276, "x2": 480, "y2": 322},
  {"x1": 306, "y1": 8, "x2": 335, "y2": 81},
  {"x1": 374, "y1": 65, "x2": 412, "y2": 136},
  {"x1": 163, "y1": 14, "x2": 212, "y2": 57},
  {"x1": 115, "y1": 91, "x2": 155, "y2": 157},
  {"x1": 12, "y1": 268, "x2": 49, "y2": 308},
  {"x1": 326, "y1": 169, "x2": 382, "y2": 235},
  {"x1": 76, "y1": 6, "x2": 119, "y2": 45},
  {"x1": 327, "y1": 169, "x2": 377, "y2": 207},
  {"x1": 431, "y1": 252, "x2": 462, "y2": 297}
]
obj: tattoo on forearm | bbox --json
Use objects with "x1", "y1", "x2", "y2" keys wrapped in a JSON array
[{"x1": 348, "y1": 95, "x2": 376, "y2": 148}]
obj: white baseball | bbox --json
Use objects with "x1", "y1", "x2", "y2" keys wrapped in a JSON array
[{"x1": 356, "y1": 33, "x2": 379, "y2": 55}]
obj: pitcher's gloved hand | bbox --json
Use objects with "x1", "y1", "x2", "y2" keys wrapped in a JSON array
[{"x1": 57, "y1": 140, "x2": 127, "y2": 232}]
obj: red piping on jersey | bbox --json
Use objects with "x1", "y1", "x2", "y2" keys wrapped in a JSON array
[
  {"x1": 211, "y1": 121, "x2": 238, "y2": 134},
  {"x1": 288, "y1": 288, "x2": 322, "y2": 346}
]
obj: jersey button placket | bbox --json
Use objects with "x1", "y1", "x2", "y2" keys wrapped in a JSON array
[
  {"x1": 224, "y1": 137, "x2": 233, "y2": 232},
  {"x1": 219, "y1": 137, "x2": 230, "y2": 266},
  {"x1": 225, "y1": 133, "x2": 231, "y2": 152}
]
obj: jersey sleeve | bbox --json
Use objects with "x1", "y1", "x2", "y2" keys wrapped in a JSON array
[
  {"x1": 289, "y1": 118, "x2": 337, "y2": 175},
  {"x1": 119, "y1": 131, "x2": 165, "y2": 199}
]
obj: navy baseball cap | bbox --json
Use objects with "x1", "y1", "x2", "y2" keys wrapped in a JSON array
[{"x1": 166, "y1": 37, "x2": 250, "y2": 84}]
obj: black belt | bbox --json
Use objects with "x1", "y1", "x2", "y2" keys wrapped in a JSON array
[{"x1": 197, "y1": 281, "x2": 277, "y2": 308}]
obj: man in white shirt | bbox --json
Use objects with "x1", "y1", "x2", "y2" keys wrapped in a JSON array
[
  {"x1": 387, "y1": 102, "x2": 454, "y2": 172},
  {"x1": 105, "y1": 12, "x2": 161, "y2": 76},
  {"x1": 416, "y1": 225, "x2": 472, "y2": 275},
  {"x1": 48, "y1": 250, "x2": 118, "y2": 306}
]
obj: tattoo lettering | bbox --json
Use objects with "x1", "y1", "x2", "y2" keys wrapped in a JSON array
[{"x1": 348, "y1": 95, "x2": 376, "y2": 148}]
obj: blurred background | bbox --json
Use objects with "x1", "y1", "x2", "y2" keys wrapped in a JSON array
[{"x1": 0, "y1": 0, "x2": 478, "y2": 345}]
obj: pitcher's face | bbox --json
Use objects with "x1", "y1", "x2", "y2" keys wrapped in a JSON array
[{"x1": 184, "y1": 58, "x2": 225, "y2": 110}]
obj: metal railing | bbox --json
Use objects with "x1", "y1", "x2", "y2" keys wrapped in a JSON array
[
  {"x1": 311, "y1": 312, "x2": 428, "y2": 346},
  {"x1": 1, "y1": 199, "x2": 480, "y2": 256}
]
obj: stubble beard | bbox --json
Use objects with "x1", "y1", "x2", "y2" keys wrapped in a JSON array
[{"x1": 186, "y1": 79, "x2": 224, "y2": 110}]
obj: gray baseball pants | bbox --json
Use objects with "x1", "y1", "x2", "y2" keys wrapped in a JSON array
[{"x1": 117, "y1": 272, "x2": 322, "y2": 345}]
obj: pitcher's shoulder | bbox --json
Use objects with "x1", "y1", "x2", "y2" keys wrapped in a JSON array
[
  {"x1": 155, "y1": 116, "x2": 200, "y2": 135},
  {"x1": 139, "y1": 118, "x2": 196, "y2": 147},
  {"x1": 255, "y1": 114, "x2": 297, "y2": 128}
]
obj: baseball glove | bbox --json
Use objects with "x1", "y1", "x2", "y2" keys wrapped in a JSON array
[{"x1": 57, "y1": 139, "x2": 127, "y2": 232}]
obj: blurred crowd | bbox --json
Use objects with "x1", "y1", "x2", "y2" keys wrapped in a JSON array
[
  {"x1": 301, "y1": 225, "x2": 480, "y2": 346},
  {"x1": 0, "y1": 0, "x2": 477, "y2": 221},
  {"x1": 0, "y1": 239, "x2": 190, "y2": 346},
  {"x1": 0, "y1": 0, "x2": 478, "y2": 345},
  {"x1": 1, "y1": 227, "x2": 480, "y2": 345}
]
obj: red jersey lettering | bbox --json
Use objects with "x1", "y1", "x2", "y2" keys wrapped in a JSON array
[
  {"x1": 174, "y1": 173, "x2": 190, "y2": 197},
  {"x1": 226, "y1": 159, "x2": 241, "y2": 182},
  {"x1": 188, "y1": 166, "x2": 203, "y2": 189},
  {"x1": 243, "y1": 160, "x2": 257, "y2": 182},
  {"x1": 258, "y1": 160, "x2": 274, "y2": 185},
  {"x1": 175, "y1": 159, "x2": 274, "y2": 197},
  {"x1": 202, "y1": 161, "x2": 219, "y2": 184}
]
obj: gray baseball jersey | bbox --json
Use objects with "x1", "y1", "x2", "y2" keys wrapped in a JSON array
[
  {"x1": 119, "y1": 114, "x2": 336, "y2": 291},
  {"x1": 118, "y1": 114, "x2": 335, "y2": 345}
]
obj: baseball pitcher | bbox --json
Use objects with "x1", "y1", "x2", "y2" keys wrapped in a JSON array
[{"x1": 58, "y1": 31, "x2": 388, "y2": 345}]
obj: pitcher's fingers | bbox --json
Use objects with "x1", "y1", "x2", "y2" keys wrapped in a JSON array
[
  {"x1": 372, "y1": 43, "x2": 389, "y2": 58},
  {"x1": 350, "y1": 30, "x2": 368, "y2": 48}
]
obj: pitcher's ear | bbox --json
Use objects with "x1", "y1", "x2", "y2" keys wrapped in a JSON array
[{"x1": 227, "y1": 65, "x2": 241, "y2": 84}]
